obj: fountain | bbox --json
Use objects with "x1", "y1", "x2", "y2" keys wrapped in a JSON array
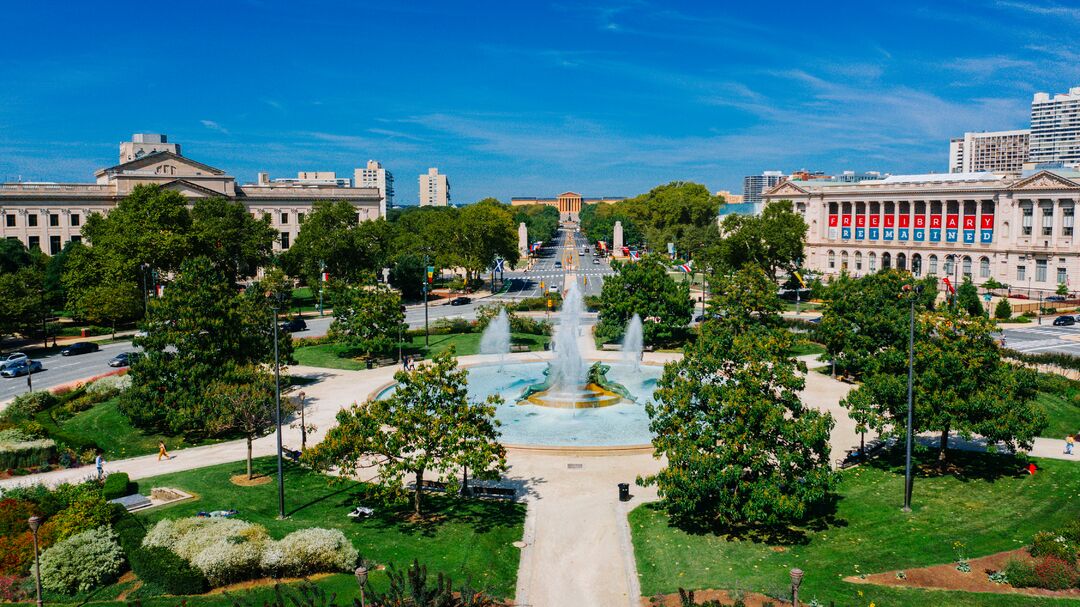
[
  {"x1": 479, "y1": 308, "x2": 511, "y2": 361},
  {"x1": 622, "y1": 314, "x2": 643, "y2": 371}
]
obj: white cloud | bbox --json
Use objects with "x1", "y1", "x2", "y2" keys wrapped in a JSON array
[{"x1": 200, "y1": 119, "x2": 229, "y2": 135}]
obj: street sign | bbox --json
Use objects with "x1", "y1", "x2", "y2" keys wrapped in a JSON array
[
  {"x1": 494, "y1": 258, "x2": 504, "y2": 272},
  {"x1": 983, "y1": 293, "x2": 992, "y2": 303}
]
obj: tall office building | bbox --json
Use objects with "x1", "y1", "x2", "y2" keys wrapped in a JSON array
[
  {"x1": 1030, "y1": 87, "x2": 1080, "y2": 167},
  {"x1": 354, "y1": 160, "x2": 394, "y2": 217},
  {"x1": 742, "y1": 171, "x2": 786, "y2": 205},
  {"x1": 419, "y1": 167, "x2": 450, "y2": 206},
  {"x1": 948, "y1": 130, "x2": 1030, "y2": 174}
]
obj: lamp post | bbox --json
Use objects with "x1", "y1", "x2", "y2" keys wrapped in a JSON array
[
  {"x1": 902, "y1": 283, "x2": 922, "y2": 512},
  {"x1": 790, "y1": 568, "x2": 804, "y2": 607},
  {"x1": 272, "y1": 306, "x2": 285, "y2": 519},
  {"x1": 318, "y1": 260, "x2": 325, "y2": 317},
  {"x1": 28, "y1": 516, "x2": 43, "y2": 607},
  {"x1": 423, "y1": 254, "x2": 430, "y2": 347},
  {"x1": 297, "y1": 390, "x2": 307, "y2": 452},
  {"x1": 354, "y1": 565, "x2": 369, "y2": 607}
]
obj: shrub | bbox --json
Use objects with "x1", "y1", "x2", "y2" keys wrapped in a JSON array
[
  {"x1": 261, "y1": 528, "x2": 358, "y2": 577},
  {"x1": 144, "y1": 518, "x2": 269, "y2": 587},
  {"x1": 86, "y1": 374, "x2": 131, "y2": 395},
  {"x1": 1031, "y1": 531, "x2": 1078, "y2": 563},
  {"x1": 102, "y1": 472, "x2": 135, "y2": 500},
  {"x1": 190, "y1": 536, "x2": 266, "y2": 586},
  {"x1": 1033, "y1": 556, "x2": 1079, "y2": 590},
  {"x1": 0, "y1": 575, "x2": 33, "y2": 602},
  {"x1": 38, "y1": 526, "x2": 124, "y2": 595},
  {"x1": 113, "y1": 513, "x2": 208, "y2": 595},
  {"x1": 1005, "y1": 558, "x2": 1039, "y2": 588},
  {"x1": 0, "y1": 498, "x2": 37, "y2": 536},
  {"x1": 0, "y1": 433, "x2": 56, "y2": 470},
  {"x1": 0, "y1": 392, "x2": 58, "y2": 422},
  {"x1": 995, "y1": 298, "x2": 1013, "y2": 319},
  {"x1": 0, "y1": 533, "x2": 34, "y2": 576},
  {"x1": 1061, "y1": 518, "x2": 1080, "y2": 544},
  {"x1": 39, "y1": 487, "x2": 111, "y2": 545}
]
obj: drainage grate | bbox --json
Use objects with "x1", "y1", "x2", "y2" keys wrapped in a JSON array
[{"x1": 567, "y1": 463, "x2": 583, "y2": 469}]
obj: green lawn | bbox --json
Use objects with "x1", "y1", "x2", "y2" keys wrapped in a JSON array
[
  {"x1": 57, "y1": 398, "x2": 213, "y2": 459},
  {"x1": 1035, "y1": 390, "x2": 1080, "y2": 439},
  {"x1": 783, "y1": 300, "x2": 821, "y2": 311},
  {"x1": 631, "y1": 450, "x2": 1080, "y2": 607},
  {"x1": 787, "y1": 341, "x2": 826, "y2": 357},
  {"x1": 294, "y1": 332, "x2": 551, "y2": 370}
]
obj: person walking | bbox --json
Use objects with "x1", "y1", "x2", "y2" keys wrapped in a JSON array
[
  {"x1": 157, "y1": 441, "x2": 171, "y2": 461},
  {"x1": 1066, "y1": 433, "x2": 1075, "y2": 455},
  {"x1": 95, "y1": 453, "x2": 105, "y2": 480}
]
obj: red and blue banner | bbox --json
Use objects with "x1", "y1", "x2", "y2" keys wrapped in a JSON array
[
  {"x1": 980, "y1": 214, "x2": 994, "y2": 243},
  {"x1": 841, "y1": 214, "x2": 852, "y2": 239},
  {"x1": 962, "y1": 215, "x2": 977, "y2": 244},
  {"x1": 869, "y1": 214, "x2": 879, "y2": 240},
  {"x1": 855, "y1": 214, "x2": 865, "y2": 239},
  {"x1": 946, "y1": 214, "x2": 959, "y2": 242},
  {"x1": 929, "y1": 214, "x2": 942, "y2": 241},
  {"x1": 913, "y1": 214, "x2": 926, "y2": 241},
  {"x1": 898, "y1": 214, "x2": 910, "y2": 241}
]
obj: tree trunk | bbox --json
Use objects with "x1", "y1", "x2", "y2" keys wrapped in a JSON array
[
  {"x1": 461, "y1": 466, "x2": 469, "y2": 497},
  {"x1": 414, "y1": 468, "x2": 424, "y2": 517},
  {"x1": 246, "y1": 436, "x2": 253, "y2": 480},
  {"x1": 111, "y1": 319, "x2": 116, "y2": 339},
  {"x1": 938, "y1": 424, "x2": 950, "y2": 463}
]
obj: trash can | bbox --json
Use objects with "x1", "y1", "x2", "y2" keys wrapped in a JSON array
[
  {"x1": 366, "y1": 359, "x2": 374, "y2": 370},
  {"x1": 618, "y1": 483, "x2": 630, "y2": 502},
  {"x1": 80, "y1": 328, "x2": 87, "y2": 338}
]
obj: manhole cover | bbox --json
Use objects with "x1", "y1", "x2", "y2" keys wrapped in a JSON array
[{"x1": 567, "y1": 463, "x2": 583, "y2": 469}]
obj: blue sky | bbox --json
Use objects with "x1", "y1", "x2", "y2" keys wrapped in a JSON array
[{"x1": 1, "y1": 1, "x2": 1078, "y2": 204}]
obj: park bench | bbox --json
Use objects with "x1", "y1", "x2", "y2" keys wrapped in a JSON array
[
  {"x1": 281, "y1": 446, "x2": 302, "y2": 462},
  {"x1": 471, "y1": 485, "x2": 516, "y2": 500},
  {"x1": 510, "y1": 344, "x2": 530, "y2": 353},
  {"x1": 406, "y1": 479, "x2": 449, "y2": 493},
  {"x1": 600, "y1": 344, "x2": 621, "y2": 351}
]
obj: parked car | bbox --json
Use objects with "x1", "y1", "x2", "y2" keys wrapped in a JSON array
[
  {"x1": 1046, "y1": 295, "x2": 1067, "y2": 302},
  {"x1": 593, "y1": 258, "x2": 600, "y2": 265},
  {"x1": 61, "y1": 342, "x2": 100, "y2": 356},
  {"x1": 450, "y1": 296, "x2": 472, "y2": 306},
  {"x1": 2, "y1": 352, "x2": 27, "y2": 364},
  {"x1": 108, "y1": 352, "x2": 132, "y2": 367},
  {"x1": 1053, "y1": 315, "x2": 1076, "y2": 326},
  {"x1": 1, "y1": 359, "x2": 42, "y2": 378},
  {"x1": 279, "y1": 317, "x2": 308, "y2": 333},
  {"x1": 1012, "y1": 294, "x2": 1029, "y2": 300},
  {"x1": 549, "y1": 286, "x2": 559, "y2": 294},
  {"x1": 554, "y1": 261, "x2": 562, "y2": 268}
]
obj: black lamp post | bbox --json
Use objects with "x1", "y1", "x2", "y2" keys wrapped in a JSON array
[
  {"x1": 790, "y1": 567, "x2": 804, "y2": 607},
  {"x1": 354, "y1": 565, "x2": 369, "y2": 607},
  {"x1": 272, "y1": 305, "x2": 285, "y2": 519},
  {"x1": 902, "y1": 284, "x2": 923, "y2": 512},
  {"x1": 297, "y1": 390, "x2": 307, "y2": 452},
  {"x1": 28, "y1": 516, "x2": 43, "y2": 607}
]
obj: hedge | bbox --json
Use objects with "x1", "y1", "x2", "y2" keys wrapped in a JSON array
[
  {"x1": 112, "y1": 512, "x2": 208, "y2": 595},
  {"x1": 102, "y1": 473, "x2": 136, "y2": 500},
  {"x1": 0, "y1": 430, "x2": 56, "y2": 470},
  {"x1": 1006, "y1": 349, "x2": 1080, "y2": 372}
]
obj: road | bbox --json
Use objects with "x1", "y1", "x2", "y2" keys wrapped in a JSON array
[
  {"x1": 1, "y1": 227, "x2": 620, "y2": 402},
  {"x1": 1002, "y1": 322, "x2": 1080, "y2": 356}
]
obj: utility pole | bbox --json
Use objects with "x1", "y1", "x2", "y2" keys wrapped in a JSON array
[
  {"x1": 318, "y1": 261, "x2": 325, "y2": 317},
  {"x1": 39, "y1": 288, "x2": 47, "y2": 349},
  {"x1": 902, "y1": 284, "x2": 922, "y2": 512}
]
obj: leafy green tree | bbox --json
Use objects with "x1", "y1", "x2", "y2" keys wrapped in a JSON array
[
  {"x1": 455, "y1": 201, "x2": 520, "y2": 284},
  {"x1": 513, "y1": 204, "x2": 559, "y2": 245},
  {"x1": 710, "y1": 199, "x2": 807, "y2": 279},
  {"x1": 304, "y1": 350, "x2": 504, "y2": 516},
  {"x1": 0, "y1": 238, "x2": 33, "y2": 274},
  {"x1": 0, "y1": 264, "x2": 45, "y2": 341},
  {"x1": 122, "y1": 257, "x2": 289, "y2": 437},
  {"x1": 982, "y1": 277, "x2": 1005, "y2": 292},
  {"x1": 995, "y1": 298, "x2": 1012, "y2": 320},
  {"x1": 190, "y1": 197, "x2": 278, "y2": 284},
  {"x1": 280, "y1": 201, "x2": 365, "y2": 285},
  {"x1": 595, "y1": 255, "x2": 693, "y2": 346},
  {"x1": 328, "y1": 284, "x2": 406, "y2": 358},
  {"x1": 956, "y1": 276, "x2": 984, "y2": 316},
  {"x1": 206, "y1": 365, "x2": 290, "y2": 480},
  {"x1": 81, "y1": 184, "x2": 194, "y2": 273},
  {"x1": 389, "y1": 253, "x2": 426, "y2": 301},
  {"x1": 640, "y1": 265, "x2": 836, "y2": 528},
  {"x1": 256, "y1": 267, "x2": 294, "y2": 313},
  {"x1": 579, "y1": 202, "x2": 644, "y2": 249},
  {"x1": 1057, "y1": 282, "x2": 1070, "y2": 297},
  {"x1": 842, "y1": 311, "x2": 1045, "y2": 462},
  {"x1": 78, "y1": 282, "x2": 143, "y2": 337},
  {"x1": 816, "y1": 270, "x2": 937, "y2": 379}
]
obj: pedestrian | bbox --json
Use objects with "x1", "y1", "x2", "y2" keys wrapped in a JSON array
[
  {"x1": 95, "y1": 452, "x2": 105, "y2": 480},
  {"x1": 402, "y1": 355, "x2": 409, "y2": 371},
  {"x1": 408, "y1": 356, "x2": 415, "y2": 371},
  {"x1": 1066, "y1": 433, "x2": 1075, "y2": 455},
  {"x1": 157, "y1": 441, "x2": 171, "y2": 461}
]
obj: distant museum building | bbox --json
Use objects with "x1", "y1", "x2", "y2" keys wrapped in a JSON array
[
  {"x1": 764, "y1": 169, "x2": 1080, "y2": 296},
  {"x1": 510, "y1": 192, "x2": 625, "y2": 221},
  {"x1": 0, "y1": 134, "x2": 383, "y2": 254}
]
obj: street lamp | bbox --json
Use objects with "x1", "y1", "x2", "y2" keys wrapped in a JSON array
[
  {"x1": 28, "y1": 516, "x2": 43, "y2": 607},
  {"x1": 902, "y1": 283, "x2": 923, "y2": 512},
  {"x1": 297, "y1": 391, "x2": 307, "y2": 452},
  {"x1": 790, "y1": 568, "x2": 804, "y2": 607},
  {"x1": 354, "y1": 565, "x2": 369, "y2": 607},
  {"x1": 272, "y1": 305, "x2": 285, "y2": 519}
]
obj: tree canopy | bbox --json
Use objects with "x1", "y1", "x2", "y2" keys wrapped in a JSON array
[
  {"x1": 595, "y1": 254, "x2": 693, "y2": 346},
  {"x1": 327, "y1": 284, "x2": 407, "y2": 358},
  {"x1": 707, "y1": 199, "x2": 807, "y2": 279},
  {"x1": 579, "y1": 182, "x2": 720, "y2": 254},
  {"x1": 513, "y1": 204, "x2": 559, "y2": 246}
]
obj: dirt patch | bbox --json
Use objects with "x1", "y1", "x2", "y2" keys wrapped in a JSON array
[
  {"x1": 643, "y1": 589, "x2": 789, "y2": 606},
  {"x1": 116, "y1": 579, "x2": 143, "y2": 601},
  {"x1": 230, "y1": 474, "x2": 272, "y2": 486},
  {"x1": 847, "y1": 548, "x2": 1080, "y2": 599},
  {"x1": 201, "y1": 573, "x2": 333, "y2": 595}
]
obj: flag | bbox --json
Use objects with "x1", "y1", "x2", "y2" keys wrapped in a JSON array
[
  {"x1": 793, "y1": 271, "x2": 807, "y2": 289},
  {"x1": 156, "y1": 284, "x2": 165, "y2": 297},
  {"x1": 630, "y1": 250, "x2": 640, "y2": 261},
  {"x1": 426, "y1": 266, "x2": 435, "y2": 283},
  {"x1": 942, "y1": 277, "x2": 955, "y2": 295},
  {"x1": 321, "y1": 272, "x2": 330, "y2": 282},
  {"x1": 677, "y1": 260, "x2": 693, "y2": 273}
]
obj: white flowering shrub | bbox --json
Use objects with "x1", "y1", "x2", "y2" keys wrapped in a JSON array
[
  {"x1": 261, "y1": 528, "x2": 358, "y2": 577},
  {"x1": 38, "y1": 527, "x2": 125, "y2": 595},
  {"x1": 190, "y1": 537, "x2": 266, "y2": 586},
  {"x1": 143, "y1": 518, "x2": 269, "y2": 586},
  {"x1": 86, "y1": 374, "x2": 132, "y2": 395}
]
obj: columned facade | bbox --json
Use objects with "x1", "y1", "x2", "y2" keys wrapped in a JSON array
[{"x1": 510, "y1": 192, "x2": 626, "y2": 222}]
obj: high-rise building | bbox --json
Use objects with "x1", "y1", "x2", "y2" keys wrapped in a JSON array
[
  {"x1": 419, "y1": 167, "x2": 450, "y2": 206},
  {"x1": 742, "y1": 171, "x2": 786, "y2": 205},
  {"x1": 354, "y1": 160, "x2": 394, "y2": 217},
  {"x1": 1030, "y1": 87, "x2": 1080, "y2": 167},
  {"x1": 835, "y1": 170, "x2": 885, "y2": 183},
  {"x1": 119, "y1": 133, "x2": 180, "y2": 163},
  {"x1": 948, "y1": 130, "x2": 1029, "y2": 174}
]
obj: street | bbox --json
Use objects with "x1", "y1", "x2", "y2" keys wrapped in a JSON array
[{"x1": 1002, "y1": 323, "x2": 1080, "y2": 356}]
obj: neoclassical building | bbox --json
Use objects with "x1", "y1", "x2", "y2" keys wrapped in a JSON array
[
  {"x1": 763, "y1": 169, "x2": 1080, "y2": 295},
  {"x1": 510, "y1": 192, "x2": 625, "y2": 221},
  {"x1": 0, "y1": 134, "x2": 383, "y2": 254}
]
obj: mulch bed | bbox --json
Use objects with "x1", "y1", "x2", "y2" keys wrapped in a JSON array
[
  {"x1": 643, "y1": 589, "x2": 789, "y2": 606},
  {"x1": 846, "y1": 548, "x2": 1080, "y2": 598}
]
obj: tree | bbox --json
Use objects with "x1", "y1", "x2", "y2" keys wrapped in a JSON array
[
  {"x1": 78, "y1": 282, "x2": 142, "y2": 337},
  {"x1": 206, "y1": 365, "x2": 291, "y2": 479},
  {"x1": 455, "y1": 201, "x2": 519, "y2": 284},
  {"x1": 256, "y1": 267, "x2": 293, "y2": 313},
  {"x1": 513, "y1": 204, "x2": 559, "y2": 246},
  {"x1": 190, "y1": 197, "x2": 278, "y2": 285},
  {"x1": 640, "y1": 265, "x2": 836, "y2": 528},
  {"x1": 995, "y1": 298, "x2": 1013, "y2": 320},
  {"x1": 80, "y1": 184, "x2": 193, "y2": 273},
  {"x1": 0, "y1": 265, "x2": 45, "y2": 342},
  {"x1": 841, "y1": 311, "x2": 1045, "y2": 462},
  {"x1": 389, "y1": 253, "x2": 426, "y2": 301},
  {"x1": 710, "y1": 200, "x2": 807, "y2": 279},
  {"x1": 982, "y1": 277, "x2": 1006, "y2": 292},
  {"x1": 280, "y1": 201, "x2": 365, "y2": 285},
  {"x1": 1058, "y1": 282, "x2": 1070, "y2": 297},
  {"x1": 956, "y1": 276, "x2": 985, "y2": 316},
  {"x1": 595, "y1": 255, "x2": 693, "y2": 346},
  {"x1": 304, "y1": 350, "x2": 504, "y2": 516},
  {"x1": 327, "y1": 284, "x2": 407, "y2": 358}
]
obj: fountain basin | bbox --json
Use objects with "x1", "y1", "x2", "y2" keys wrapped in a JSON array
[{"x1": 523, "y1": 383, "x2": 622, "y2": 409}]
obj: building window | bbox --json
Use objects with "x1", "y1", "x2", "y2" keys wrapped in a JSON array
[
  {"x1": 944, "y1": 255, "x2": 954, "y2": 275},
  {"x1": 827, "y1": 250, "x2": 835, "y2": 269},
  {"x1": 1022, "y1": 205, "x2": 1032, "y2": 235},
  {"x1": 4, "y1": 213, "x2": 13, "y2": 227},
  {"x1": 1036, "y1": 259, "x2": 1047, "y2": 282},
  {"x1": 912, "y1": 254, "x2": 922, "y2": 276},
  {"x1": 298, "y1": 212, "x2": 305, "y2": 224},
  {"x1": 280, "y1": 212, "x2": 288, "y2": 224},
  {"x1": 980, "y1": 257, "x2": 990, "y2": 278},
  {"x1": 28, "y1": 214, "x2": 37, "y2": 227},
  {"x1": 70, "y1": 214, "x2": 80, "y2": 227},
  {"x1": 1018, "y1": 265, "x2": 1026, "y2": 281},
  {"x1": 49, "y1": 214, "x2": 59, "y2": 227},
  {"x1": 281, "y1": 232, "x2": 290, "y2": 249},
  {"x1": 897, "y1": 252, "x2": 907, "y2": 271},
  {"x1": 868, "y1": 252, "x2": 877, "y2": 272},
  {"x1": 855, "y1": 251, "x2": 862, "y2": 271},
  {"x1": 28, "y1": 236, "x2": 40, "y2": 250},
  {"x1": 355, "y1": 212, "x2": 361, "y2": 223},
  {"x1": 882, "y1": 252, "x2": 892, "y2": 270},
  {"x1": 70, "y1": 235, "x2": 81, "y2": 244},
  {"x1": 1064, "y1": 206, "x2": 1074, "y2": 237},
  {"x1": 929, "y1": 255, "x2": 938, "y2": 275},
  {"x1": 1058, "y1": 267, "x2": 1067, "y2": 285},
  {"x1": 49, "y1": 235, "x2": 61, "y2": 255},
  {"x1": 1042, "y1": 206, "x2": 1053, "y2": 236},
  {"x1": 962, "y1": 256, "x2": 972, "y2": 278},
  {"x1": 841, "y1": 251, "x2": 849, "y2": 270}
]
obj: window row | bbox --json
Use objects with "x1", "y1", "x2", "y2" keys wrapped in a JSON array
[
  {"x1": 825, "y1": 250, "x2": 999, "y2": 280},
  {"x1": 3, "y1": 212, "x2": 81, "y2": 228},
  {"x1": 7, "y1": 234, "x2": 81, "y2": 255}
]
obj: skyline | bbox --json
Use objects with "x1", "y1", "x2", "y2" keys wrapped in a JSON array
[{"x1": 1, "y1": 1, "x2": 1078, "y2": 203}]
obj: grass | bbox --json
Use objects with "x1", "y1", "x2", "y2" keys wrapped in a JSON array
[
  {"x1": 788, "y1": 341, "x2": 826, "y2": 357},
  {"x1": 57, "y1": 398, "x2": 215, "y2": 459},
  {"x1": 1034, "y1": 390, "x2": 1080, "y2": 439},
  {"x1": 293, "y1": 332, "x2": 551, "y2": 370},
  {"x1": 630, "y1": 449, "x2": 1080, "y2": 607},
  {"x1": 783, "y1": 300, "x2": 821, "y2": 312}
]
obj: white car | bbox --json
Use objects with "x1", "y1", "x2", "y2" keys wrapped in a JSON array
[{"x1": 0, "y1": 352, "x2": 28, "y2": 371}]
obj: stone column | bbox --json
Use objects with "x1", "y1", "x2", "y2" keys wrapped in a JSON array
[
  {"x1": 518, "y1": 222, "x2": 529, "y2": 257},
  {"x1": 613, "y1": 221, "x2": 624, "y2": 256}
]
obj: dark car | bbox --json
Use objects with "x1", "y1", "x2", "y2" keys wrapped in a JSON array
[
  {"x1": 450, "y1": 296, "x2": 472, "y2": 306},
  {"x1": 108, "y1": 352, "x2": 132, "y2": 367},
  {"x1": 1053, "y1": 315, "x2": 1076, "y2": 326},
  {"x1": 1046, "y1": 295, "x2": 1067, "y2": 302},
  {"x1": 279, "y1": 317, "x2": 308, "y2": 333},
  {"x1": 1, "y1": 359, "x2": 42, "y2": 378},
  {"x1": 554, "y1": 261, "x2": 562, "y2": 268},
  {"x1": 61, "y1": 342, "x2": 100, "y2": 356}
]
